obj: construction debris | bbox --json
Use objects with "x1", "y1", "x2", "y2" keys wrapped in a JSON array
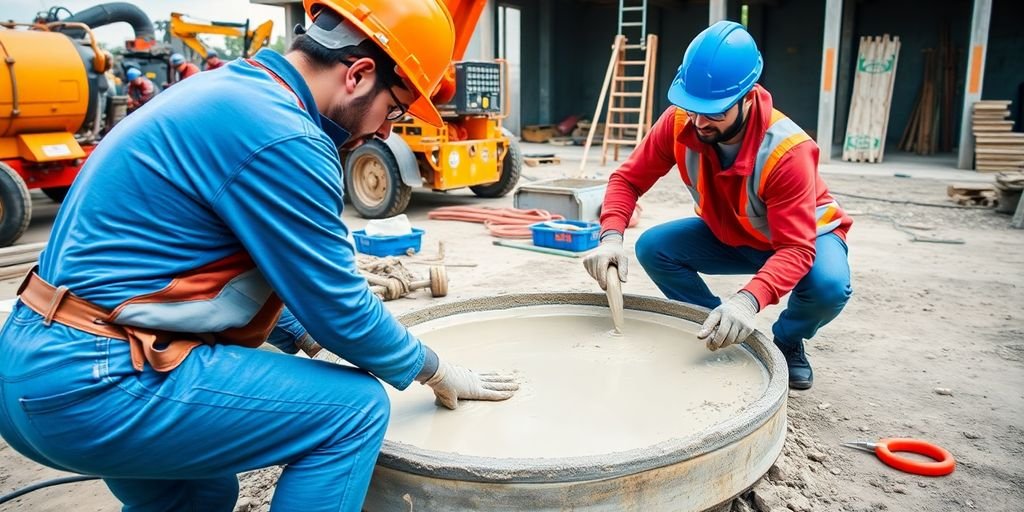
[
  {"x1": 355, "y1": 255, "x2": 448, "y2": 301},
  {"x1": 970, "y1": 101, "x2": 1024, "y2": 172},
  {"x1": 946, "y1": 182, "x2": 997, "y2": 207},
  {"x1": 993, "y1": 171, "x2": 1024, "y2": 214}
]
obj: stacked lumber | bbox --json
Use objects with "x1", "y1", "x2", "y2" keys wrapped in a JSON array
[
  {"x1": 972, "y1": 100, "x2": 1024, "y2": 173},
  {"x1": 900, "y1": 26, "x2": 957, "y2": 155},
  {"x1": 843, "y1": 35, "x2": 901, "y2": 163}
]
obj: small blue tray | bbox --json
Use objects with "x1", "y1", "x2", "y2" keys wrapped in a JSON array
[
  {"x1": 529, "y1": 220, "x2": 600, "y2": 252},
  {"x1": 352, "y1": 228, "x2": 425, "y2": 257}
]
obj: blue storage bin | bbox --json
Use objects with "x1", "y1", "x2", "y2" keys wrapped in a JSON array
[
  {"x1": 530, "y1": 220, "x2": 600, "y2": 252},
  {"x1": 352, "y1": 228, "x2": 425, "y2": 257}
]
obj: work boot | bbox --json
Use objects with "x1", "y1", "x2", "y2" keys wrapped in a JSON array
[{"x1": 775, "y1": 339, "x2": 813, "y2": 390}]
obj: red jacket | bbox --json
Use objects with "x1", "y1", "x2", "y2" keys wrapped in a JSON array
[
  {"x1": 600, "y1": 85, "x2": 852, "y2": 309},
  {"x1": 175, "y1": 62, "x2": 200, "y2": 82}
]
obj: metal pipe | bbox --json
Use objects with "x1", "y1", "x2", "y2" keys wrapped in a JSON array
[{"x1": 60, "y1": 3, "x2": 154, "y2": 41}]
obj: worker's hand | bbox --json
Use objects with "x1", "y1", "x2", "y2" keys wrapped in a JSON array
[
  {"x1": 698, "y1": 291, "x2": 759, "y2": 351},
  {"x1": 424, "y1": 361, "x2": 519, "y2": 410},
  {"x1": 583, "y1": 233, "x2": 628, "y2": 290}
]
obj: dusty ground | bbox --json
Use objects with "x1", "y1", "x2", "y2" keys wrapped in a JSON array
[{"x1": 1, "y1": 146, "x2": 1022, "y2": 511}]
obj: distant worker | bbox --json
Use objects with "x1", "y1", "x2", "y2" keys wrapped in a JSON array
[
  {"x1": 0, "y1": 1, "x2": 516, "y2": 511},
  {"x1": 204, "y1": 49, "x2": 226, "y2": 70},
  {"x1": 583, "y1": 21, "x2": 853, "y2": 390},
  {"x1": 166, "y1": 52, "x2": 200, "y2": 86},
  {"x1": 124, "y1": 67, "x2": 156, "y2": 112}
]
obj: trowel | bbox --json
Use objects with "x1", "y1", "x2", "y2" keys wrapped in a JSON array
[{"x1": 605, "y1": 265, "x2": 625, "y2": 334}]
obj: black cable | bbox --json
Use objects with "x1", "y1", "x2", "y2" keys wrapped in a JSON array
[{"x1": 0, "y1": 475, "x2": 101, "y2": 505}]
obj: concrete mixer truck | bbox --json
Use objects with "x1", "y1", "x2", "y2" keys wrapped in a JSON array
[{"x1": 0, "y1": 3, "x2": 160, "y2": 247}]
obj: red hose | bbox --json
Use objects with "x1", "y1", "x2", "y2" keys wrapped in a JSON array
[{"x1": 427, "y1": 206, "x2": 564, "y2": 238}]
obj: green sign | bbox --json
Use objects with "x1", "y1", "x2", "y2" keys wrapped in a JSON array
[
  {"x1": 844, "y1": 135, "x2": 880, "y2": 150},
  {"x1": 858, "y1": 55, "x2": 895, "y2": 74}
]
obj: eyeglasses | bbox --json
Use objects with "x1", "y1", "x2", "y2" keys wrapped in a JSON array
[
  {"x1": 342, "y1": 59, "x2": 408, "y2": 122},
  {"x1": 383, "y1": 85, "x2": 408, "y2": 121},
  {"x1": 686, "y1": 110, "x2": 728, "y2": 122}
]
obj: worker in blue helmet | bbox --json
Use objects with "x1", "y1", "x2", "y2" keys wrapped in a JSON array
[
  {"x1": 124, "y1": 67, "x2": 156, "y2": 112},
  {"x1": 166, "y1": 52, "x2": 200, "y2": 87},
  {"x1": 585, "y1": 21, "x2": 853, "y2": 390}
]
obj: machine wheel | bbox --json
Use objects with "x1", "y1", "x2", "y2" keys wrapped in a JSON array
[
  {"x1": 345, "y1": 140, "x2": 412, "y2": 219},
  {"x1": 42, "y1": 187, "x2": 70, "y2": 203},
  {"x1": 0, "y1": 163, "x2": 32, "y2": 248},
  {"x1": 470, "y1": 128, "x2": 522, "y2": 198}
]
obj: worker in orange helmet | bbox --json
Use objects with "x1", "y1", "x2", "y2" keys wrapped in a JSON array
[
  {"x1": 204, "y1": 49, "x2": 225, "y2": 70},
  {"x1": 0, "y1": 1, "x2": 515, "y2": 511}
]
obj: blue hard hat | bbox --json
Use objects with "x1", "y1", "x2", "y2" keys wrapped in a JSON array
[
  {"x1": 668, "y1": 21, "x2": 763, "y2": 115},
  {"x1": 170, "y1": 53, "x2": 185, "y2": 65},
  {"x1": 126, "y1": 67, "x2": 142, "y2": 81}
]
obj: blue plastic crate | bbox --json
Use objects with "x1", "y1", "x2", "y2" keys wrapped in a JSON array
[
  {"x1": 530, "y1": 220, "x2": 600, "y2": 252},
  {"x1": 352, "y1": 228, "x2": 425, "y2": 257}
]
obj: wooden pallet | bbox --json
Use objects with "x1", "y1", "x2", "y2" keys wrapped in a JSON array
[
  {"x1": 523, "y1": 155, "x2": 561, "y2": 167},
  {"x1": 843, "y1": 35, "x2": 901, "y2": 163}
]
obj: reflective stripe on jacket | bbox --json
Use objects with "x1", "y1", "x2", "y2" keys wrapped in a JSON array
[{"x1": 671, "y1": 108, "x2": 843, "y2": 243}]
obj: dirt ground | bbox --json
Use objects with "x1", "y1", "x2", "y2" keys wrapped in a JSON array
[{"x1": 1, "y1": 146, "x2": 1022, "y2": 511}]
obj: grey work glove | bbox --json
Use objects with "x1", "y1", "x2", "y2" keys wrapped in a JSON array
[
  {"x1": 424, "y1": 360, "x2": 519, "y2": 410},
  {"x1": 698, "y1": 291, "x2": 759, "y2": 351},
  {"x1": 583, "y1": 233, "x2": 628, "y2": 290}
]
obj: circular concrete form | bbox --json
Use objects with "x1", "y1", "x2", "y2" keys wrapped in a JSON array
[{"x1": 366, "y1": 294, "x2": 788, "y2": 512}]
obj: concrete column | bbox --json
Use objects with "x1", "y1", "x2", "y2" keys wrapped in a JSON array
[
  {"x1": 957, "y1": 0, "x2": 993, "y2": 169},
  {"x1": 832, "y1": 0, "x2": 856, "y2": 145},
  {"x1": 709, "y1": 0, "x2": 727, "y2": 25},
  {"x1": 538, "y1": 0, "x2": 553, "y2": 124},
  {"x1": 815, "y1": 0, "x2": 843, "y2": 162},
  {"x1": 464, "y1": 0, "x2": 496, "y2": 61},
  {"x1": 283, "y1": 2, "x2": 305, "y2": 47}
]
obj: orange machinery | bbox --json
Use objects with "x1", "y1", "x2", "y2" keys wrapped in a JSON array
[
  {"x1": 343, "y1": 0, "x2": 523, "y2": 218},
  {"x1": 0, "y1": 3, "x2": 159, "y2": 247}
]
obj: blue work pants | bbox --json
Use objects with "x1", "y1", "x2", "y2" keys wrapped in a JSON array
[
  {"x1": 634, "y1": 218, "x2": 852, "y2": 348},
  {"x1": 0, "y1": 302, "x2": 388, "y2": 511}
]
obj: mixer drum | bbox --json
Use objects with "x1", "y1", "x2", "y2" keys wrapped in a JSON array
[{"x1": 0, "y1": 30, "x2": 90, "y2": 139}]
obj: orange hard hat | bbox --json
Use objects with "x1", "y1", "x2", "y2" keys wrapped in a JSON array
[{"x1": 303, "y1": 0, "x2": 455, "y2": 127}]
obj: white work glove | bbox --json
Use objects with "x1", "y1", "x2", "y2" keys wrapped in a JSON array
[
  {"x1": 424, "y1": 361, "x2": 519, "y2": 410},
  {"x1": 583, "y1": 233, "x2": 628, "y2": 290},
  {"x1": 698, "y1": 291, "x2": 759, "y2": 351}
]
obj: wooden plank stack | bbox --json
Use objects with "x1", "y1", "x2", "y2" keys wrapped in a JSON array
[
  {"x1": 972, "y1": 100, "x2": 1024, "y2": 172},
  {"x1": 843, "y1": 35, "x2": 901, "y2": 163},
  {"x1": 900, "y1": 25, "x2": 957, "y2": 155}
]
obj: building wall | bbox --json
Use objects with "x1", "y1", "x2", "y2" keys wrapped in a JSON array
[
  {"x1": 847, "y1": 0, "x2": 973, "y2": 147},
  {"x1": 750, "y1": 0, "x2": 826, "y2": 136},
  {"x1": 983, "y1": 0, "x2": 1024, "y2": 129}
]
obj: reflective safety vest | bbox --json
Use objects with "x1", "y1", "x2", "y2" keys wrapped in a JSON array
[{"x1": 671, "y1": 108, "x2": 842, "y2": 244}]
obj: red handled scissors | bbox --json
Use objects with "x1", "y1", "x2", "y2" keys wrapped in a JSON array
[{"x1": 842, "y1": 438, "x2": 955, "y2": 476}]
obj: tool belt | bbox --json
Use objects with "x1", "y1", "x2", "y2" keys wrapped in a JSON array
[{"x1": 18, "y1": 270, "x2": 202, "y2": 372}]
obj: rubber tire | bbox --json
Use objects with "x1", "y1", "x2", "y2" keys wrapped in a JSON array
[
  {"x1": 42, "y1": 186, "x2": 70, "y2": 203},
  {"x1": 0, "y1": 163, "x2": 32, "y2": 248},
  {"x1": 344, "y1": 140, "x2": 412, "y2": 219},
  {"x1": 471, "y1": 128, "x2": 522, "y2": 198}
]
